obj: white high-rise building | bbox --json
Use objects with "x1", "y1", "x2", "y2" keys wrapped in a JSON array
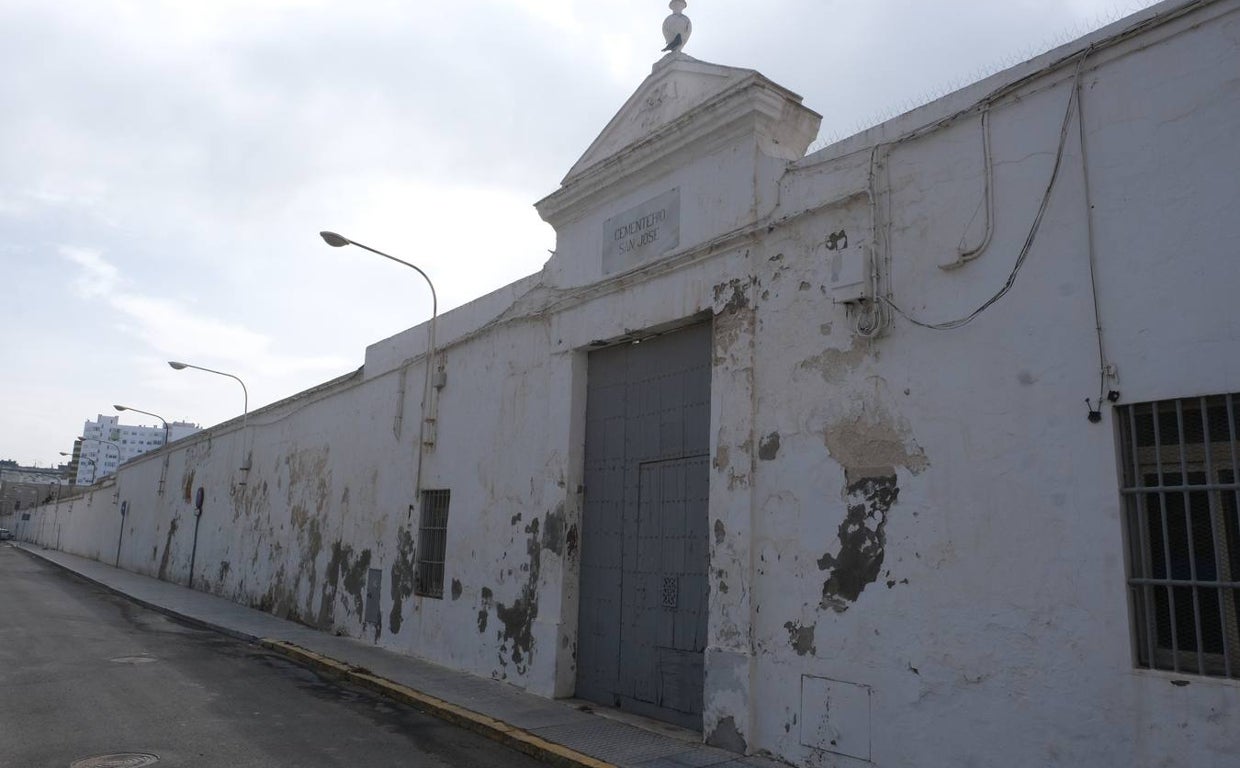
[{"x1": 75, "y1": 414, "x2": 200, "y2": 484}]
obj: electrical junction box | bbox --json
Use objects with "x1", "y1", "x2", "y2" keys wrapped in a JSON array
[{"x1": 829, "y1": 242, "x2": 871, "y2": 303}]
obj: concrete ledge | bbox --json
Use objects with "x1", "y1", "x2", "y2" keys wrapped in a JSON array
[{"x1": 259, "y1": 639, "x2": 618, "y2": 768}]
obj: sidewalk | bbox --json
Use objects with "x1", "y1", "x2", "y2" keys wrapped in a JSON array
[{"x1": 12, "y1": 543, "x2": 779, "y2": 768}]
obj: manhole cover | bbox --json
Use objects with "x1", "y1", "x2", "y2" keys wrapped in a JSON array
[
  {"x1": 70, "y1": 754, "x2": 159, "y2": 768},
  {"x1": 109, "y1": 656, "x2": 157, "y2": 664}
]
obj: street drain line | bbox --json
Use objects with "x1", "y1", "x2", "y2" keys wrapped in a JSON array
[{"x1": 70, "y1": 753, "x2": 159, "y2": 768}]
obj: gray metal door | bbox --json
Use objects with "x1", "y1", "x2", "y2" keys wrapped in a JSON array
[{"x1": 578, "y1": 322, "x2": 711, "y2": 730}]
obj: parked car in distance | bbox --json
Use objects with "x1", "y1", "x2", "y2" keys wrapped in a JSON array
[{"x1": 0, "y1": 528, "x2": 14, "y2": 540}]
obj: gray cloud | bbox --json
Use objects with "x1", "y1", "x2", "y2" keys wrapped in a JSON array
[{"x1": 0, "y1": 0, "x2": 1157, "y2": 464}]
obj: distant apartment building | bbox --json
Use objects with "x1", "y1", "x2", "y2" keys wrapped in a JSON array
[{"x1": 75, "y1": 414, "x2": 199, "y2": 484}]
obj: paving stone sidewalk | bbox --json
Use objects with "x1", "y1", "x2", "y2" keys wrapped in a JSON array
[{"x1": 12, "y1": 543, "x2": 779, "y2": 768}]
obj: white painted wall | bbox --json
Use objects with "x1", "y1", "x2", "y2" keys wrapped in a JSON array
[{"x1": 23, "y1": 1, "x2": 1240, "y2": 765}]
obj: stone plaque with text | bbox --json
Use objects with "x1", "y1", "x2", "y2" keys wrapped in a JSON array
[{"x1": 602, "y1": 188, "x2": 680, "y2": 275}]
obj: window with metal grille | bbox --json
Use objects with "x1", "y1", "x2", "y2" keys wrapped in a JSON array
[
  {"x1": 1118, "y1": 394, "x2": 1240, "y2": 678},
  {"x1": 415, "y1": 489, "x2": 450, "y2": 599}
]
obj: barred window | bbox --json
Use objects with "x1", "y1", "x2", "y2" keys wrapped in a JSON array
[
  {"x1": 1118, "y1": 394, "x2": 1240, "y2": 678},
  {"x1": 415, "y1": 489, "x2": 451, "y2": 598}
]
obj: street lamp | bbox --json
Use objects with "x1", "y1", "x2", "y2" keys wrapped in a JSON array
[
  {"x1": 319, "y1": 231, "x2": 440, "y2": 500},
  {"x1": 114, "y1": 404, "x2": 172, "y2": 496},
  {"x1": 114, "y1": 404, "x2": 170, "y2": 446},
  {"x1": 77, "y1": 437, "x2": 121, "y2": 481},
  {"x1": 318, "y1": 231, "x2": 439, "y2": 325},
  {"x1": 168, "y1": 361, "x2": 248, "y2": 428},
  {"x1": 61, "y1": 452, "x2": 96, "y2": 484}
]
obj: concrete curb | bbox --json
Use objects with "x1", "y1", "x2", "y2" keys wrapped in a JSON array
[{"x1": 259, "y1": 639, "x2": 618, "y2": 768}]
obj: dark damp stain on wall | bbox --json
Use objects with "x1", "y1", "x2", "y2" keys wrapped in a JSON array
[
  {"x1": 478, "y1": 586, "x2": 493, "y2": 633},
  {"x1": 707, "y1": 715, "x2": 748, "y2": 754},
  {"x1": 389, "y1": 526, "x2": 416, "y2": 634},
  {"x1": 783, "y1": 620, "x2": 817, "y2": 656},
  {"x1": 495, "y1": 516, "x2": 542, "y2": 674},
  {"x1": 818, "y1": 474, "x2": 898, "y2": 612},
  {"x1": 758, "y1": 431, "x2": 781, "y2": 461}
]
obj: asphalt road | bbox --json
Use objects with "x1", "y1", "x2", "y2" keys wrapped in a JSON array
[{"x1": 0, "y1": 544, "x2": 545, "y2": 768}]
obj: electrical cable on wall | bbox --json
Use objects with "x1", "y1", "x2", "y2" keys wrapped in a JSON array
[
  {"x1": 1075, "y1": 57, "x2": 1119, "y2": 420},
  {"x1": 836, "y1": 0, "x2": 1207, "y2": 339},
  {"x1": 855, "y1": 145, "x2": 891, "y2": 338},
  {"x1": 882, "y1": 47, "x2": 1094, "y2": 331},
  {"x1": 940, "y1": 107, "x2": 994, "y2": 270}
]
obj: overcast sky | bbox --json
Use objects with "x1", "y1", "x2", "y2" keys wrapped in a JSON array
[{"x1": 2, "y1": 0, "x2": 1159, "y2": 466}]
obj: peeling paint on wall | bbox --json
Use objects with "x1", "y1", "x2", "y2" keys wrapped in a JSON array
[
  {"x1": 285, "y1": 448, "x2": 330, "y2": 520},
  {"x1": 712, "y1": 276, "x2": 756, "y2": 377},
  {"x1": 319, "y1": 540, "x2": 374, "y2": 632},
  {"x1": 344, "y1": 547, "x2": 373, "y2": 619},
  {"x1": 822, "y1": 412, "x2": 928, "y2": 484},
  {"x1": 799, "y1": 339, "x2": 869, "y2": 385},
  {"x1": 478, "y1": 586, "x2": 493, "y2": 633},
  {"x1": 389, "y1": 527, "x2": 416, "y2": 634},
  {"x1": 542, "y1": 503, "x2": 565, "y2": 556},
  {"x1": 232, "y1": 477, "x2": 270, "y2": 524},
  {"x1": 318, "y1": 543, "x2": 341, "y2": 628},
  {"x1": 758, "y1": 431, "x2": 781, "y2": 461},
  {"x1": 783, "y1": 620, "x2": 817, "y2": 656},
  {"x1": 712, "y1": 277, "x2": 752, "y2": 315},
  {"x1": 818, "y1": 474, "x2": 898, "y2": 612},
  {"x1": 707, "y1": 714, "x2": 748, "y2": 754},
  {"x1": 495, "y1": 516, "x2": 541, "y2": 675}
]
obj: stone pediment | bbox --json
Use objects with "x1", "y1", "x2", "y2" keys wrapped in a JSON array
[
  {"x1": 563, "y1": 54, "x2": 758, "y2": 183},
  {"x1": 538, "y1": 53, "x2": 820, "y2": 227}
]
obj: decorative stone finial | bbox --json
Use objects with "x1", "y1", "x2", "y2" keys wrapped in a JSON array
[{"x1": 661, "y1": 1, "x2": 691, "y2": 53}]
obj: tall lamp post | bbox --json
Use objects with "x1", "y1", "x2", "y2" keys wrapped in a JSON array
[
  {"x1": 77, "y1": 437, "x2": 122, "y2": 480},
  {"x1": 318, "y1": 231, "x2": 440, "y2": 503},
  {"x1": 114, "y1": 404, "x2": 171, "y2": 496},
  {"x1": 114, "y1": 404, "x2": 170, "y2": 446},
  {"x1": 167, "y1": 362, "x2": 248, "y2": 428},
  {"x1": 61, "y1": 452, "x2": 97, "y2": 484},
  {"x1": 168, "y1": 361, "x2": 251, "y2": 476}
]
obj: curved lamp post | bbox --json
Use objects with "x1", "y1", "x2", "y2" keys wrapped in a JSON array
[
  {"x1": 318, "y1": 232, "x2": 439, "y2": 322},
  {"x1": 77, "y1": 437, "x2": 122, "y2": 481},
  {"x1": 114, "y1": 404, "x2": 170, "y2": 446},
  {"x1": 61, "y1": 452, "x2": 97, "y2": 484},
  {"x1": 319, "y1": 230, "x2": 439, "y2": 501},
  {"x1": 168, "y1": 361, "x2": 248, "y2": 429},
  {"x1": 114, "y1": 404, "x2": 171, "y2": 495},
  {"x1": 169, "y1": 361, "x2": 251, "y2": 478}
]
